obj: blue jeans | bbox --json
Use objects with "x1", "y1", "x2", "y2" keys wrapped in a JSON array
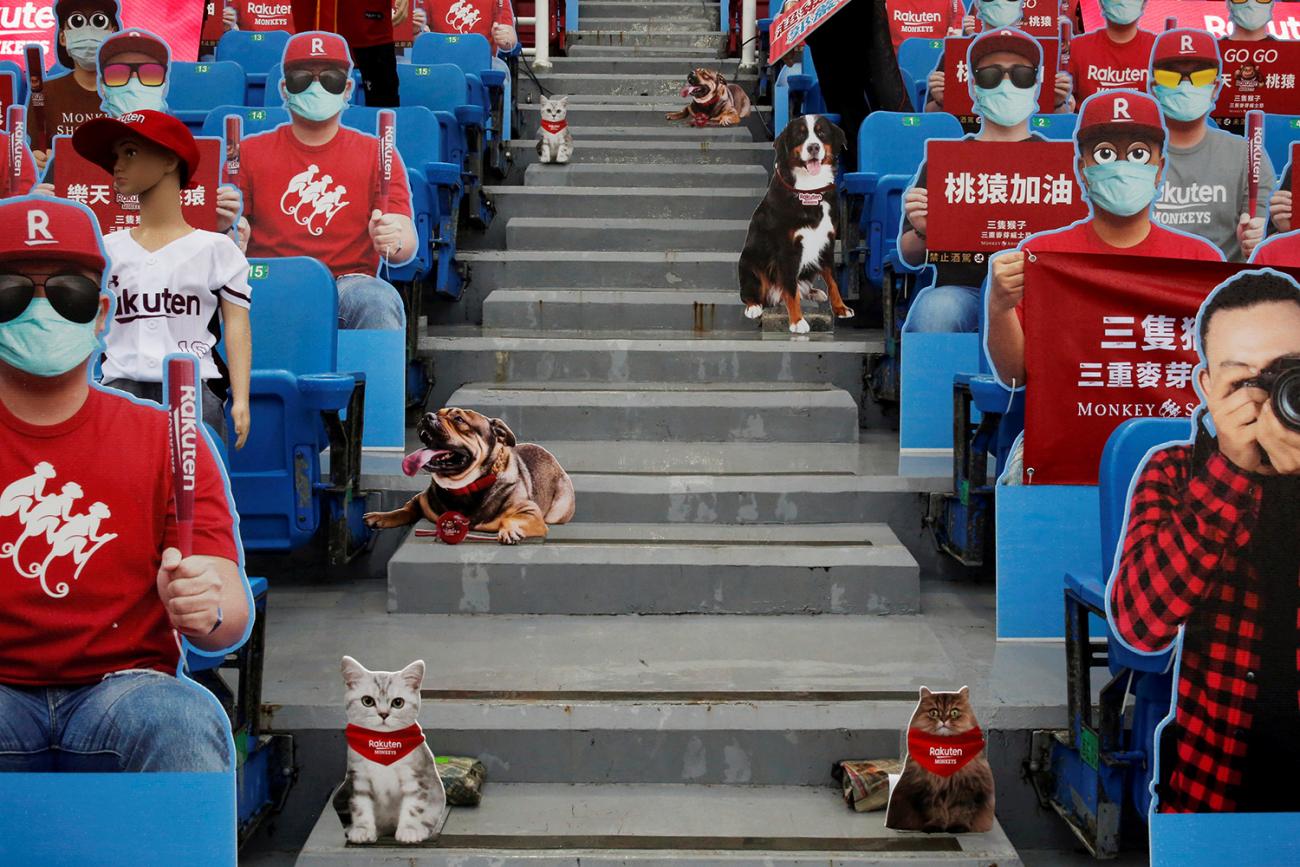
[
  {"x1": 0, "y1": 670, "x2": 231, "y2": 772},
  {"x1": 336, "y1": 275, "x2": 407, "y2": 331},
  {"x1": 902, "y1": 284, "x2": 981, "y2": 333}
]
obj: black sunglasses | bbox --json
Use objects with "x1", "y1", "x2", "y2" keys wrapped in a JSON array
[
  {"x1": 0, "y1": 272, "x2": 101, "y2": 324},
  {"x1": 284, "y1": 67, "x2": 349, "y2": 95},
  {"x1": 973, "y1": 64, "x2": 1039, "y2": 90}
]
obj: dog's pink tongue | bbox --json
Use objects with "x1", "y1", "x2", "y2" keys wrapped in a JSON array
[
  {"x1": 680, "y1": 86, "x2": 693, "y2": 98},
  {"x1": 805, "y1": 159, "x2": 821, "y2": 173},
  {"x1": 401, "y1": 449, "x2": 437, "y2": 477}
]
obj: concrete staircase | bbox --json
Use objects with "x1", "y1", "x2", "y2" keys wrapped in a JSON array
[{"x1": 293, "y1": 2, "x2": 1022, "y2": 862}]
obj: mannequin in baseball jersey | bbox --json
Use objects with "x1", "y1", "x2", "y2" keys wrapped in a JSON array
[{"x1": 71, "y1": 111, "x2": 252, "y2": 449}]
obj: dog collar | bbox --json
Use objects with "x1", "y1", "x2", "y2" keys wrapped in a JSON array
[
  {"x1": 345, "y1": 723, "x2": 425, "y2": 765},
  {"x1": 540, "y1": 119, "x2": 567, "y2": 133},
  {"x1": 776, "y1": 171, "x2": 835, "y2": 206},
  {"x1": 439, "y1": 473, "x2": 498, "y2": 498},
  {"x1": 906, "y1": 726, "x2": 984, "y2": 778}
]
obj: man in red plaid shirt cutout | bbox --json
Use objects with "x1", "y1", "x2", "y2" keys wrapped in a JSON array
[{"x1": 1110, "y1": 270, "x2": 1300, "y2": 813}]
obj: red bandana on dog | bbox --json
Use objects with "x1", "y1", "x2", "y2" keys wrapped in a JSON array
[
  {"x1": 540, "y1": 119, "x2": 568, "y2": 134},
  {"x1": 345, "y1": 723, "x2": 425, "y2": 765},
  {"x1": 907, "y1": 727, "x2": 985, "y2": 777}
]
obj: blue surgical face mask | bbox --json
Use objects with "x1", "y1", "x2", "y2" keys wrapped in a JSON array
[
  {"x1": 65, "y1": 26, "x2": 113, "y2": 70},
  {"x1": 1229, "y1": 0, "x2": 1274, "y2": 32},
  {"x1": 285, "y1": 81, "x2": 348, "y2": 122},
  {"x1": 1152, "y1": 81, "x2": 1216, "y2": 123},
  {"x1": 0, "y1": 298, "x2": 101, "y2": 378},
  {"x1": 1099, "y1": 0, "x2": 1146, "y2": 26},
  {"x1": 978, "y1": 0, "x2": 1023, "y2": 28},
  {"x1": 100, "y1": 79, "x2": 169, "y2": 117},
  {"x1": 973, "y1": 77, "x2": 1039, "y2": 127},
  {"x1": 1082, "y1": 161, "x2": 1160, "y2": 217}
]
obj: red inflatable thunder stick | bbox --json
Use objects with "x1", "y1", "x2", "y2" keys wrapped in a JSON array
[
  {"x1": 24, "y1": 44, "x2": 44, "y2": 133},
  {"x1": 6, "y1": 104, "x2": 23, "y2": 197},
  {"x1": 1246, "y1": 109, "x2": 1264, "y2": 222},
  {"x1": 167, "y1": 355, "x2": 200, "y2": 557},
  {"x1": 223, "y1": 114, "x2": 242, "y2": 184},
  {"x1": 1058, "y1": 19, "x2": 1071, "y2": 70},
  {"x1": 377, "y1": 109, "x2": 395, "y2": 214}
]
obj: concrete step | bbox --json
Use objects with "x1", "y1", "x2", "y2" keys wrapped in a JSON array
[
  {"x1": 387, "y1": 522, "x2": 914, "y2": 615},
  {"x1": 547, "y1": 56, "x2": 745, "y2": 75},
  {"x1": 550, "y1": 125, "x2": 756, "y2": 140},
  {"x1": 418, "y1": 331, "x2": 877, "y2": 411},
  {"x1": 484, "y1": 185, "x2": 762, "y2": 220},
  {"x1": 566, "y1": 43, "x2": 725, "y2": 57},
  {"x1": 444, "y1": 381, "x2": 861, "y2": 444},
  {"x1": 536, "y1": 73, "x2": 752, "y2": 97},
  {"x1": 506, "y1": 139, "x2": 773, "y2": 170},
  {"x1": 460, "y1": 249, "x2": 739, "y2": 290},
  {"x1": 519, "y1": 101, "x2": 769, "y2": 130},
  {"x1": 567, "y1": 29, "x2": 726, "y2": 49},
  {"x1": 478, "y1": 285, "x2": 743, "y2": 330},
  {"x1": 298, "y1": 783, "x2": 1023, "y2": 865},
  {"x1": 523, "y1": 163, "x2": 767, "y2": 188},
  {"x1": 505, "y1": 219, "x2": 750, "y2": 252},
  {"x1": 583, "y1": 0, "x2": 719, "y2": 19},
  {"x1": 568, "y1": 16, "x2": 717, "y2": 32}
]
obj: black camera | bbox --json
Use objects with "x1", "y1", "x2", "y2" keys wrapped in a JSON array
[{"x1": 1243, "y1": 357, "x2": 1300, "y2": 433}]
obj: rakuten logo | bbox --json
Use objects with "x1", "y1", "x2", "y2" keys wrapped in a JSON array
[
  {"x1": 0, "y1": 3, "x2": 56, "y2": 34},
  {"x1": 893, "y1": 10, "x2": 942, "y2": 25},
  {"x1": 247, "y1": 2, "x2": 293, "y2": 15},
  {"x1": 1087, "y1": 65, "x2": 1148, "y2": 85}
]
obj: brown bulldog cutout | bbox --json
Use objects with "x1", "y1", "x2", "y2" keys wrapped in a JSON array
[
  {"x1": 363, "y1": 408, "x2": 575, "y2": 544},
  {"x1": 666, "y1": 67, "x2": 752, "y2": 127},
  {"x1": 885, "y1": 686, "x2": 995, "y2": 833}
]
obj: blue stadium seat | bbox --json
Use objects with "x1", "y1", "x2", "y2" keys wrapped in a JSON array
[
  {"x1": 169, "y1": 61, "x2": 247, "y2": 132},
  {"x1": 774, "y1": 47, "x2": 837, "y2": 134},
  {"x1": 1263, "y1": 113, "x2": 1300, "y2": 182},
  {"x1": 399, "y1": 63, "x2": 493, "y2": 227},
  {"x1": 1030, "y1": 113, "x2": 1078, "y2": 141},
  {"x1": 260, "y1": 63, "x2": 365, "y2": 108},
  {"x1": 214, "y1": 29, "x2": 292, "y2": 105},
  {"x1": 411, "y1": 32, "x2": 511, "y2": 177},
  {"x1": 225, "y1": 256, "x2": 367, "y2": 554},
  {"x1": 341, "y1": 105, "x2": 464, "y2": 298},
  {"x1": 200, "y1": 105, "x2": 290, "y2": 138},
  {"x1": 897, "y1": 37, "x2": 945, "y2": 116}
]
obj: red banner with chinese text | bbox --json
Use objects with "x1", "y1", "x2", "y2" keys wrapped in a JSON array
[
  {"x1": 51, "y1": 135, "x2": 221, "y2": 234},
  {"x1": 1016, "y1": 0, "x2": 1078, "y2": 38},
  {"x1": 0, "y1": 0, "x2": 204, "y2": 69},
  {"x1": 1212, "y1": 40, "x2": 1300, "y2": 133},
  {"x1": 1022, "y1": 253, "x2": 1300, "y2": 485},
  {"x1": 770, "y1": 0, "x2": 854, "y2": 62},
  {"x1": 925, "y1": 139, "x2": 1087, "y2": 263},
  {"x1": 942, "y1": 36, "x2": 1059, "y2": 130},
  {"x1": 1080, "y1": 0, "x2": 1300, "y2": 39}
]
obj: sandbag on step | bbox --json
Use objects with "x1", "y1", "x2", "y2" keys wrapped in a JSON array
[{"x1": 831, "y1": 758, "x2": 902, "y2": 812}]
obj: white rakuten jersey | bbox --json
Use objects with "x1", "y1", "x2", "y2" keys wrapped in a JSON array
[{"x1": 101, "y1": 229, "x2": 251, "y2": 382}]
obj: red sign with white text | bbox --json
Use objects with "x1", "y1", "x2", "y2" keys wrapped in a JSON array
[
  {"x1": 1, "y1": 0, "x2": 204, "y2": 69},
  {"x1": 886, "y1": 0, "x2": 963, "y2": 51},
  {"x1": 943, "y1": 36, "x2": 1059, "y2": 129},
  {"x1": 1015, "y1": 0, "x2": 1078, "y2": 38},
  {"x1": 925, "y1": 139, "x2": 1087, "y2": 261},
  {"x1": 1021, "y1": 253, "x2": 1300, "y2": 485},
  {"x1": 51, "y1": 135, "x2": 221, "y2": 234},
  {"x1": 1213, "y1": 40, "x2": 1300, "y2": 132},
  {"x1": 1080, "y1": 0, "x2": 1300, "y2": 40},
  {"x1": 770, "y1": 0, "x2": 854, "y2": 62}
]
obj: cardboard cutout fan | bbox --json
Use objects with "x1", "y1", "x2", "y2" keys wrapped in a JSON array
[{"x1": 885, "y1": 686, "x2": 995, "y2": 833}]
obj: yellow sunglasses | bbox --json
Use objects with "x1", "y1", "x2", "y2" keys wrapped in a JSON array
[{"x1": 1152, "y1": 68, "x2": 1219, "y2": 89}]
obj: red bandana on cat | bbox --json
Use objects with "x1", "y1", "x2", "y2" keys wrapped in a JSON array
[
  {"x1": 907, "y1": 726, "x2": 985, "y2": 777},
  {"x1": 345, "y1": 723, "x2": 426, "y2": 765},
  {"x1": 540, "y1": 119, "x2": 568, "y2": 134}
]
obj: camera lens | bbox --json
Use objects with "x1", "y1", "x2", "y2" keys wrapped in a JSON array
[{"x1": 1273, "y1": 367, "x2": 1300, "y2": 432}]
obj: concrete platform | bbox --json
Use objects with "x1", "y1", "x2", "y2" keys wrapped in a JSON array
[
  {"x1": 566, "y1": 43, "x2": 726, "y2": 58},
  {"x1": 505, "y1": 139, "x2": 772, "y2": 169},
  {"x1": 567, "y1": 29, "x2": 726, "y2": 49},
  {"x1": 546, "y1": 58, "x2": 746, "y2": 75},
  {"x1": 535, "y1": 73, "x2": 748, "y2": 97},
  {"x1": 386, "y1": 522, "x2": 917, "y2": 615},
  {"x1": 518, "y1": 102, "x2": 768, "y2": 129},
  {"x1": 538, "y1": 125, "x2": 756, "y2": 140},
  {"x1": 481, "y1": 288, "x2": 752, "y2": 329},
  {"x1": 297, "y1": 783, "x2": 1023, "y2": 866},
  {"x1": 504, "y1": 218, "x2": 751, "y2": 252},
  {"x1": 523, "y1": 163, "x2": 768, "y2": 188},
  {"x1": 582, "y1": 1, "x2": 718, "y2": 19},
  {"x1": 481, "y1": 185, "x2": 764, "y2": 220}
]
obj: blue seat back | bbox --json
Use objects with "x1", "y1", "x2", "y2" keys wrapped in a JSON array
[
  {"x1": 262, "y1": 63, "x2": 364, "y2": 107},
  {"x1": 340, "y1": 105, "x2": 442, "y2": 173},
  {"x1": 214, "y1": 29, "x2": 291, "y2": 76},
  {"x1": 200, "y1": 106, "x2": 291, "y2": 138},
  {"x1": 1263, "y1": 113, "x2": 1300, "y2": 183},
  {"x1": 398, "y1": 63, "x2": 471, "y2": 114},
  {"x1": 169, "y1": 61, "x2": 246, "y2": 115},
  {"x1": 860, "y1": 110, "x2": 963, "y2": 179},
  {"x1": 411, "y1": 31, "x2": 493, "y2": 77},
  {"x1": 247, "y1": 257, "x2": 338, "y2": 375},
  {"x1": 1030, "y1": 113, "x2": 1078, "y2": 141}
]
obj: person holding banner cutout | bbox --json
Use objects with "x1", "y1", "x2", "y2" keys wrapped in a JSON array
[
  {"x1": 1225, "y1": 0, "x2": 1278, "y2": 41},
  {"x1": 1148, "y1": 29, "x2": 1271, "y2": 262},
  {"x1": 0, "y1": 196, "x2": 249, "y2": 773},
  {"x1": 1068, "y1": 0, "x2": 1155, "y2": 103},
  {"x1": 224, "y1": 32, "x2": 416, "y2": 330},
  {"x1": 1109, "y1": 269, "x2": 1300, "y2": 813},
  {"x1": 70, "y1": 110, "x2": 252, "y2": 449},
  {"x1": 900, "y1": 27, "x2": 1052, "y2": 332},
  {"x1": 926, "y1": 2, "x2": 1075, "y2": 114},
  {"x1": 986, "y1": 89, "x2": 1223, "y2": 389},
  {"x1": 27, "y1": 0, "x2": 123, "y2": 173}
]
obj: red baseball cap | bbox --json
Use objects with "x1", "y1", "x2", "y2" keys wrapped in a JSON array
[
  {"x1": 1151, "y1": 29, "x2": 1220, "y2": 69},
  {"x1": 969, "y1": 27, "x2": 1042, "y2": 69},
  {"x1": 72, "y1": 110, "x2": 201, "y2": 188},
  {"x1": 0, "y1": 197, "x2": 107, "y2": 272},
  {"x1": 98, "y1": 28, "x2": 170, "y2": 66},
  {"x1": 283, "y1": 31, "x2": 352, "y2": 68},
  {"x1": 1076, "y1": 89, "x2": 1166, "y2": 144}
]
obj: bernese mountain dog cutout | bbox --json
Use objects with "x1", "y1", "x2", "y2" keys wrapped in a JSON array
[{"x1": 738, "y1": 115, "x2": 854, "y2": 334}]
